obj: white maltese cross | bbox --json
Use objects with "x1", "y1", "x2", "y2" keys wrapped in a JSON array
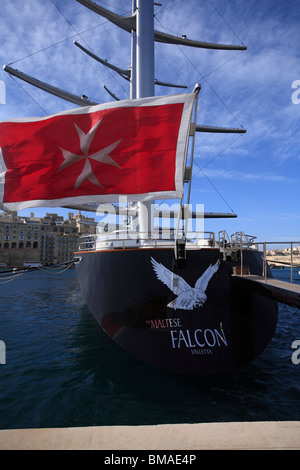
[{"x1": 56, "y1": 119, "x2": 122, "y2": 189}]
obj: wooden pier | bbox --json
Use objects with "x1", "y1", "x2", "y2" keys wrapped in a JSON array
[{"x1": 232, "y1": 274, "x2": 300, "y2": 309}]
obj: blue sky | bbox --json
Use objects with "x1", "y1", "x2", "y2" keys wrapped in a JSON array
[{"x1": 0, "y1": 0, "x2": 299, "y2": 244}]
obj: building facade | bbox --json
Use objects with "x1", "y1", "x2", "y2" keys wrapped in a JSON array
[{"x1": 0, "y1": 210, "x2": 96, "y2": 266}]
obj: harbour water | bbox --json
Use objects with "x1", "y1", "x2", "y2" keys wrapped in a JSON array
[{"x1": 0, "y1": 267, "x2": 299, "y2": 430}]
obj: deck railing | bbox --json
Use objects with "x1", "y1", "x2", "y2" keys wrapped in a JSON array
[
  {"x1": 78, "y1": 230, "x2": 216, "y2": 251},
  {"x1": 258, "y1": 241, "x2": 300, "y2": 283},
  {"x1": 77, "y1": 230, "x2": 300, "y2": 284},
  {"x1": 236, "y1": 237, "x2": 300, "y2": 284}
]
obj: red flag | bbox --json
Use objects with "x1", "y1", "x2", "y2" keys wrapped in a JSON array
[{"x1": 0, "y1": 93, "x2": 195, "y2": 210}]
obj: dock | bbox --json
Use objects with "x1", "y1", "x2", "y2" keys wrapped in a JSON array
[
  {"x1": 232, "y1": 274, "x2": 300, "y2": 309},
  {"x1": 0, "y1": 421, "x2": 299, "y2": 450}
]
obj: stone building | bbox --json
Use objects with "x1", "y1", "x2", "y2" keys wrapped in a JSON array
[
  {"x1": 0, "y1": 211, "x2": 41, "y2": 266},
  {"x1": 0, "y1": 210, "x2": 96, "y2": 267}
]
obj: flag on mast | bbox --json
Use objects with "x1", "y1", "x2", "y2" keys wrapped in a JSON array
[{"x1": 0, "y1": 93, "x2": 195, "y2": 211}]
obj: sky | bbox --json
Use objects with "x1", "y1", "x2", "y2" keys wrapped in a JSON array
[{"x1": 0, "y1": 0, "x2": 299, "y2": 246}]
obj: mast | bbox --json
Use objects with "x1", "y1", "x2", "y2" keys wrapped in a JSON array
[
  {"x1": 136, "y1": 0, "x2": 155, "y2": 240},
  {"x1": 136, "y1": 0, "x2": 154, "y2": 99},
  {"x1": 2, "y1": 0, "x2": 247, "y2": 229},
  {"x1": 76, "y1": 0, "x2": 247, "y2": 51},
  {"x1": 130, "y1": 0, "x2": 136, "y2": 100}
]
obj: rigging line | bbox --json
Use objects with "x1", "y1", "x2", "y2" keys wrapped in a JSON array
[
  {"x1": 49, "y1": 0, "x2": 85, "y2": 39},
  {"x1": 157, "y1": 112, "x2": 243, "y2": 212},
  {"x1": 154, "y1": 16, "x2": 245, "y2": 129},
  {"x1": 8, "y1": 20, "x2": 109, "y2": 66},
  {"x1": 49, "y1": 0, "x2": 106, "y2": 59},
  {"x1": 153, "y1": 15, "x2": 191, "y2": 89},
  {"x1": 9, "y1": 34, "x2": 78, "y2": 66},
  {"x1": 76, "y1": 46, "x2": 129, "y2": 99},
  {"x1": 154, "y1": 0, "x2": 185, "y2": 16},
  {"x1": 200, "y1": 133, "x2": 245, "y2": 170},
  {"x1": 79, "y1": 22, "x2": 127, "y2": 40},
  {"x1": 185, "y1": 53, "x2": 245, "y2": 128},
  {"x1": 202, "y1": 50, "x2": 245, "y2": 79},
  {"x1": 49, "y1": 0, "x2": 129, "y2": 98},
  {"x1": 183, "y1": 50, "x2": 245, "y2": 129},
  {"x1": 94, "y1": 1, "x2": 131, "y2": 14},
  {"x1": 195, "y1": 166, "x2": 236, "y2": 214},
  {"x1": 207, "y1": 0, "x2": 245, "y2": 46},
  {"x1": 191, "y1": 133, "x2": 245, "y2": 213},
  {"x1": 8, "y1": 75, "x2": 49, "y2": 115}
]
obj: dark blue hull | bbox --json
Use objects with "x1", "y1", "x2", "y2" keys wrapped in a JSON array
[{"x1": 75, "y1": 247, "x2": 278, "y2": 375}]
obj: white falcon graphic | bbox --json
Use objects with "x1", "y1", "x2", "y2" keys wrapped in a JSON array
[{"x1": 151, "y1": 257, "x2": 220, "y2": 310}]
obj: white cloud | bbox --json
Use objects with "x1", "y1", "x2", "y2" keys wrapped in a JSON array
[
  {"x1": 0, "y1": 0, "x2": 299, "y2": 240},
  {"x1": 195, "y1": 168, "x2": 294, "y2": 183}
]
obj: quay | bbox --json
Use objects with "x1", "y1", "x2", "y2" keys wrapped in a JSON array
[
  {"x1": 232, "y1": 274, "x2": 300, "y2": 309},
  {"x1": 0, "y1": 421, "x2": 299, "y2": 450}
]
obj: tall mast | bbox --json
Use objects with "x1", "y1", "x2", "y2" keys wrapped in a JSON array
[
  {"x1": 130, "y1": 0, "x2": 136, "y2": 99},
  {"x1": 136, "y1": 0, "x2": 155, "y2": 239},
  {"x1": 136, "y1": 0, "x2": 155, "y2": 99}
]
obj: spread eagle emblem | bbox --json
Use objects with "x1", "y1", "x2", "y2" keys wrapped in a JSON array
[{"x1": 151, "y1": 257, "x2": 220, "y2": 310}]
